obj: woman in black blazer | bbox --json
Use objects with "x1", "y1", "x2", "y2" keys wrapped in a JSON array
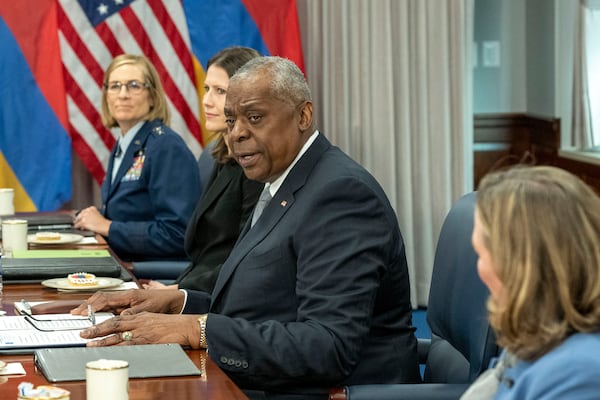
[{"x1": 144, "y1": 47, "x2": 263, "y2": 291}]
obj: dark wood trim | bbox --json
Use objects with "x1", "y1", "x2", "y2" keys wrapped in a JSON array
[
  {"x1": 554, "y1": 155, "x2": 600, "y2": 195},
  {"x1": 474, "y1": 113, "x2": 560, "y2": 188},
  {"x1": 474, "y1": 113, "x2": 600, "y2": 194}
]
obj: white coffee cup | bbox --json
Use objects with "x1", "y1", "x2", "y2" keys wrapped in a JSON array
[
  {"x1": 1, "y1": 219, "x2": 28, "y2": 254},
  {"x1": 0, "y1": 188, "x2": 15, "y2": 216},
  {"x1": 86, "y1": 359, "x2": 129, "y2": 400}
]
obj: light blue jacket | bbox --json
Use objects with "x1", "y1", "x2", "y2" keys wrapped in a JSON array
[{"x1": 495, "y1": 332, "x2": 600, "y2": 399}]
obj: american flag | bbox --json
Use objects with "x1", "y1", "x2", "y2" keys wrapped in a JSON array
[{"x1": 57, "y1": 0, "x2": 202, "y2": 184}]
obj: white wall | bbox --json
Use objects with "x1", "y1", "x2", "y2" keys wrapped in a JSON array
[
  {"x1": 474, "y1": 0, "x2": 577, "y2": 147},
  {"x1": 473, "y1": 0, "x2": 526, "y2": 113},
  {"x1": 526, "y1": 0, "x2": 555, "y2": 116}
]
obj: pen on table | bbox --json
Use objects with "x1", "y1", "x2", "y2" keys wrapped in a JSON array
[{"x1": 34, "y1": 224, "x2": 72, "y2": 230}]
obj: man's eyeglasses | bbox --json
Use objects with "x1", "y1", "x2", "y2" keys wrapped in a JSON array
[
  {"x1": 104, "y1": 80, "x2": 150, "y2": 95},
  {"x1": 20, "y1": 300, "x2": 96, "y2": 332}
]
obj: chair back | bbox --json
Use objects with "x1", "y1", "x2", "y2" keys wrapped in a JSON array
[
  {"x1": 343, "y1": 192, "x2": 500, "y2": 399},
  {"x1": 424, "y1": 191, "x2": 499, "y2": 383}
]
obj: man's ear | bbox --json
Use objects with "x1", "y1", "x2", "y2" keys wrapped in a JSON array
[{"x1": 298, "y1": 101, "x2": 313, "y2": 131}]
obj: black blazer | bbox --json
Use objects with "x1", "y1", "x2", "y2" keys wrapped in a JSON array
[
  {"x1": 185, "y1": 134, "x2": 420, "y2": 397},
  {"x1": 175, "y1": 161, "x2": 262, "y2": 291}
]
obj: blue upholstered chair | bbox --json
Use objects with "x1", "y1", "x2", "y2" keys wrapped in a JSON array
[
  {"x1": 131, "y1": 260, "x2": 189, "y2": 283},
  {"x1": 343, "y1": 192, "x2": 500, "y2": 400}
]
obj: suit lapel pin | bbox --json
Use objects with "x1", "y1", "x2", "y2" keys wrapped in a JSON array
[{"x1": 281, "y1": 200, "x2": 287, "y2": 207}]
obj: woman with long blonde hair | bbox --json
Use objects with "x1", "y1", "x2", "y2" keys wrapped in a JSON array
[{"x1": 464, "y1": 165, "x2": 600, "y2": 399}]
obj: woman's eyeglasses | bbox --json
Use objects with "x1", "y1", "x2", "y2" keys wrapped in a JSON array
[{"x1": 104, "y1": 80, "x2": 150, "y2": 95}]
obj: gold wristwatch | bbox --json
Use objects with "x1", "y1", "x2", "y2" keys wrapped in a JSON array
[{"x1": 198, "y1": 314, "x2": 208, "y2": 349}]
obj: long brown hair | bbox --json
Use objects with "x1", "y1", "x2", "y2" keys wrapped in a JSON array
[{"x1": 205, "y1": 47, "x2": 260, "y2": 164}]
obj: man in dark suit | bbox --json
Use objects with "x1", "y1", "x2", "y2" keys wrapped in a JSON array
[{"x1": 75, "y1": 56, "x2": 420, "y2": 399}]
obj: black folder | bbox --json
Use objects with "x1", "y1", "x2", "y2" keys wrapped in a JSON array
[
  {"x1": 1, "y1": 250, "x2": 123, "y2": 283},
  {"x1": 34, "y1": 344, "x2": 201, "y2": 382},
  {"x1": 0, "y1": 212, "x2": 94, "y2": 238}
]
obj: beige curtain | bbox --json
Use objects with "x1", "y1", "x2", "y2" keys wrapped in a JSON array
[{"x1": 297, "y1": 0, "x2": 474, "y2": 306}]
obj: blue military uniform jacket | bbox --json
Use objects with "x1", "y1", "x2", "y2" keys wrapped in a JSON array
[{"x1": 101, "y1": 119, "x2": 201, "y2": 261}]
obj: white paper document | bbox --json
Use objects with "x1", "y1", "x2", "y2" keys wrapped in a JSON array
[
  {"x1": 0, "y1": 362, "x2": 26, "y2": 376},
  {"x1": 0, "y1": 313, "x2": 113, "y2": 350}
]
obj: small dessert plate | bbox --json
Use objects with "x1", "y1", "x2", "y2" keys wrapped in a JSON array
[
  {"x1": 28, "y1": 233, "x2": 84, "y2": 245},
  {"x1": 41, "y1": 277, "x2": 123, "y2": 291}
]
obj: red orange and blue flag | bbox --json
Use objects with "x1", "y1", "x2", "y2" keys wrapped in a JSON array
[{"x1": 0, "y1": 0, "x2": 304, "y2": 212}]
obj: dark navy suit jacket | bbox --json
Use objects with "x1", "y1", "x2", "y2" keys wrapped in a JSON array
[
  {"x1": 184, "y1": 133, "x2": 419, "y2": 397},
  {"x1": 175, "y1": 161, "x2": 262, "y2": 291},
  {"x1": 101, "y1": 119, "x2": 200, "y2": 261}
]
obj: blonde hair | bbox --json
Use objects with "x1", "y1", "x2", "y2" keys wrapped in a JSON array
[
  {"x1": 101, "y1": 54, "x2": 170, "y2": 128},
  {"x1": 476, "y1": 165, "x2": 600, "y2": 361}
]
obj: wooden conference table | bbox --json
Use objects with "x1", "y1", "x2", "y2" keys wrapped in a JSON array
[{"x1": 0, "y1": 234, "x2": 248, "y2": 399}]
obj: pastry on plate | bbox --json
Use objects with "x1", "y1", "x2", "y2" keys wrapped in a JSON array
[
  {"x1": 67, "y1": 272, "x2": 98, "y2": 287},
  {"x1": 35, "y1": 231, "x2": 62, "y2": 241}
]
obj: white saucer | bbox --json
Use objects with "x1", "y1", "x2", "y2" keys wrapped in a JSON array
[
  {"x1": 28, "y1": 233, "x2": 84, "y2": 245},
  {"x1": 41, "y1": 277, "x2": 123, "y2": 291}
]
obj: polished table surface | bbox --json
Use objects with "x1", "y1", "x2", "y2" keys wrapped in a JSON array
[{"x1": 0, "y1": 235, "x2": 248, "y2": 399}]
